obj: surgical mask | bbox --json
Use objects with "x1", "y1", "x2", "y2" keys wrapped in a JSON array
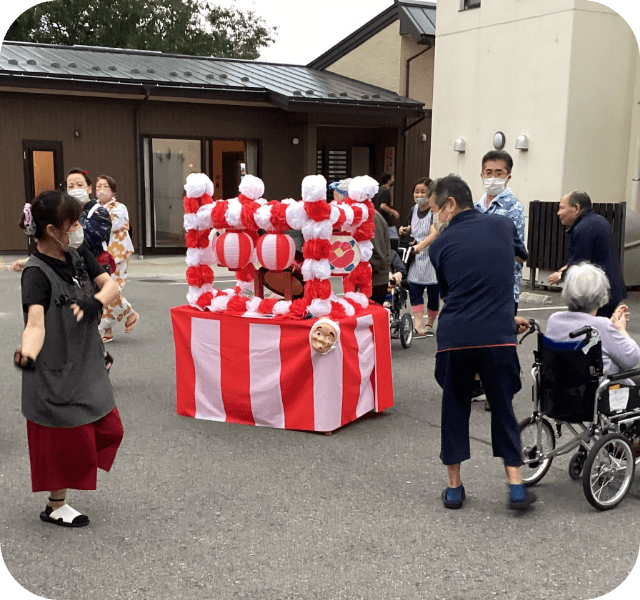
[
  {"x1": 414, "y1": 195, "x2": 428, "y2": 207},
  {"x1": 56, "y1": 227, "x2": 84, "y2": 251},
  {"x1": 96, "y1": 190, "x2": 112, "y2": 202},
  {"x1": 68, "y1": 188, "x2": 90, "y2": 203},
  {"x1": 483, "y1": 178, "x2": 507, "y2": 196}
]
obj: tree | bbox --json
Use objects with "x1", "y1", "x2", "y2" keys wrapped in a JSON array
[{"x1": 5, "y1": 0, "x2": 277, "y2": 60}]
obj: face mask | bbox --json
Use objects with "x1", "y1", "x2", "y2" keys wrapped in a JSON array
[
  {"x1": 96, "y1": 190, "x2": 112, "y2": 202},
  {"x1": 68, "y1": 188, "x2": 90, "y2": 203},
  {"x1": 55, "y1": 226, "x2": 84, "y2": 251},
  {"x1": 483, "y1": 178, "x2": 507, "y2": 196},
  {"x1": 414, "y1": 195, "x2": 428, "y2": 207}
]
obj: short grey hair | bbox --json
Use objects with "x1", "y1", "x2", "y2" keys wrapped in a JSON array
[
  {"x1": 427, "y1": 178, "x2": 439, "y2": 196},
  {"x1": 562, "y1": 262, "x2": 610, "y2": 313}
]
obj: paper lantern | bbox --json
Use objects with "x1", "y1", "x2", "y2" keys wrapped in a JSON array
[
  {"x1": 216, "y1": 231, "x2": 254, "y2": 271},
  {"x1": 257, "y1": 233, "x2": 296, "y2": 272}
]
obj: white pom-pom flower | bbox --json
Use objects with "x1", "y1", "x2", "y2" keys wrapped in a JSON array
[
  {"x1": 348, "y1": 175, "x2": 379, "y2": 202},
  {"x1": 243, "y1": 296, "x2": 263, "y2": 317},
  {"x1": 358, "y1": 241, "x2": 374, "y2": 262},
  {"x1": 301, "y1": 259, "x2": 332, "y2": 281},
  {"x1": 273, "y1": 300, "x2": 292, "y2": 315},
  {"x1": 209, "y1": 295, "x2": 231, "y2": 312},
  {"x1": 309, "y1": 298, "x2": 332, "y2": 318},
  {"x1": 225, "y1": 198, "x2": 243, "y2": 228},
  {"x1": 238, "y1": 174, "x2": 265, "y2": 200},
  {"x1": 185, "y1": 248, "x2": 199, "y2": 267},
  {"x1": 183, "y1": 213, "x2": 198, "y2": 232},
  {"x1": 196, "y1": 205, "x2": 213, "y2": 230},
  {"x1": 199, "y1": 245, "x2": 216, "y2": 265},
  {"x1": 345, "y1": 291, "x2": 369, "y2": 308},
  {"x1": 334, "y1": 297, "x2": 356, "y2": 317},
  {"x1": 254, "y1": 204, "x2": 273, "y2": 230},
  {"x1": 301, "y1": 174, "x2": 328, "y2": 203},
  {"x1": 301, "y1": 219, "x2": 333, "y2": 240},
  {"x1": 341, "y1": 204, "x2": 355, "y2": 227},
  {"x1": 184, "y1": 173, "x2": 214, "y2": 199},
  {"x1": 286, "y1": 201, "x2": 307, "y2": 230}
]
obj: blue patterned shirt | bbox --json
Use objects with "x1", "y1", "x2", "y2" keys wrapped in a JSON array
[{"x1": 474, "y1": 188, "x2": 525, "y2": 302}]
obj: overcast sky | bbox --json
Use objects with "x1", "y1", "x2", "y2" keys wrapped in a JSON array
[{"x1": 212, "y1": 0, "x2": 396, "y2": 64}]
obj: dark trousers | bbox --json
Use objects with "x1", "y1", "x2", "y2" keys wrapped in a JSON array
[
  {"x1": 370, "y1": 284, "x2": 388, "y2": 305},
  {"x1": 435, "y1": 346, "x2": 523, "y2": 466},
  {"x1": 596, "y1": 298, "x2": 619, "y2": 319},
  {"x1": 408, "y1": 282, "x2": 440, "y2": 313}
]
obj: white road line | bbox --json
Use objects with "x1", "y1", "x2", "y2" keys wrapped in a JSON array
[{"x1": 518, "y1": 306, "x2": 567, "y2": 312}]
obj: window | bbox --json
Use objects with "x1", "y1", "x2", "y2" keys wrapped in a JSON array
[{"x1": 461, "y1": 0, "x2": 481, "y2": 10}]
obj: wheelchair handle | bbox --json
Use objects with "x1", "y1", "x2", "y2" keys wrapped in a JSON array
[
  {"x1": 569, "y1": 326, "x2": 592, "y2": 339},
  {"x1": 518, "y1": 318, "x2": 540, "y2": 344}
]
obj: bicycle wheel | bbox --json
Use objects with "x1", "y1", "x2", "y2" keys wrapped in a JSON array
[
  {"x1": 582, "y1": 433, "x2": 635, "y2": 511},
  {"x1": 519, "y1": 416, "x2": 555, "y2": 486},
  {"x1": 400, "y1": 313, "x2": 413, "y2": 348}
]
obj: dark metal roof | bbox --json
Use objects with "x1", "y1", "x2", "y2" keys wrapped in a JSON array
[
  {"x1": 308, "y1": 0, "x2": 436, "y2": 71},
  {"x1": 0, "y1": 41, "x2": 424, "y2": 116}
]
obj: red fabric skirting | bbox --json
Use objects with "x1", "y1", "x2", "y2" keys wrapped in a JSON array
[{"x1": 27, "y1": 407, "x2": 124, "y2": 493}]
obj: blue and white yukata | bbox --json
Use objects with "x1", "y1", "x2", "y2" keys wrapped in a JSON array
[{"x1": 475, "y1": 188, "x2": 525, "y2": 311}]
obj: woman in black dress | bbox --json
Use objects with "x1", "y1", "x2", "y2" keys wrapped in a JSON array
[{"x1": 15, "y1": 190, "x2": 123, "y2": 527}]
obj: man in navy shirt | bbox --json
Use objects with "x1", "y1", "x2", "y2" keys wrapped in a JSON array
[
  {"x1": 429, "y1": 175, "x2": 535, "y2": 510},
  {"x1": 548, "y1": 191, "x2": 626, "y2": 318}
]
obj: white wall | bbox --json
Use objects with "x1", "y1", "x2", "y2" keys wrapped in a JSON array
[
  {"x1": 430, "y1": 0, "x2": 639, "y2": 219},
  {"x1": 430, "y1": 0, "x2": 576, "y2": 213},
  {"x1": 562, "y1": 5, "x2": 638, "y2": 205}
]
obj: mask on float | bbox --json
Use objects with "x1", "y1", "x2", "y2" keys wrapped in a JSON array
[{"x1": 309, "y1": 319, "x2": 340, "y2": 355}]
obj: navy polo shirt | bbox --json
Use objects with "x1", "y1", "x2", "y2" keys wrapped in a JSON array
[
  {"x1": 429, "y1": 209, "x2": 519, "y2": 351},
  {"x1": 566, "y1": 210, "x2": 626, "y2": 306}
]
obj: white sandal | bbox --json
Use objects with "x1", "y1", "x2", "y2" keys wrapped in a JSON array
[{"x1": 40, "y1": 500, "x2": 89, "y2": 528}]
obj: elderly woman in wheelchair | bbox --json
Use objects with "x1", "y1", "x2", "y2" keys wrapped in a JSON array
[{"x1": 518, "y1": 262, "x2": 640, "y2": 510}]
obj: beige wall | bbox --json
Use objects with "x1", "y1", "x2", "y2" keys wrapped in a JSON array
[
  {"x1": 400, "y1": 35, "x2": 435, "y2": 109},
  {"x1": 430, "y1": 0, "x2": 639, "y2": 219},
  {"x1": 625, "y1": 56, "x2": 640, "y2": 210},
  {"x1": 562, "y1": 5, "x2": 638, "y2": 206},
  {"x1": 430, "y1": 1, "x2": 576, "y2": 213},
  {"x1": 327, "y1": 21, "x2": 402, "y2": 94}
]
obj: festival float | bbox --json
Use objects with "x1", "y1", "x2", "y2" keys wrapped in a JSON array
[{"x1": 170, "y1": 173, "x2": 393, "y2": 433}]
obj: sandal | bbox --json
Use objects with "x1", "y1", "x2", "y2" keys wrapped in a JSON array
[
  {"x1": 414, "y1": 328, "x2": 427, "y2": 338},
  {"x1": 101, "y1": 335, "x2": 113, "y2": 343},
  {"x1": 40, "y1": 501, "x2": 89, "y2": 527},
  {"x1": 124, "y1": 312, "x2": 139, "y2": 334}
]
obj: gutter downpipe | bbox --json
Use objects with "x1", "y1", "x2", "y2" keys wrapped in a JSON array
[
  {"x1": 402, "y1": 43, "x2": 432, "y2": 200},
  {"x1": 135, "y1": 86, "x2": 151, "y2": 259},
  {"x1": 631, "y1": 105, "x2": 640, "y2": 212}
]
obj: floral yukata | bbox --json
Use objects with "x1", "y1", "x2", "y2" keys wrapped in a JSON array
[
  {"x1": 474, "y1": 188, "x2": 525, "y2": 304},
  {"x1": 99, "y1": 199, "x2": 135, "y2": 333}
]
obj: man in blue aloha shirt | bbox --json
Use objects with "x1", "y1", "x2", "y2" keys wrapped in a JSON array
[
  {"x1": 474, "y1": 150, "x2": 525, "y2": 313},
  {"x1": 473, "y1": 150, "x2": 526, "y2": 409}
]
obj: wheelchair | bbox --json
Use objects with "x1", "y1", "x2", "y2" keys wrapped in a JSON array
[
  {"x1": 518, "y1": 319, "x2": 640, "y2": 511},
  {"x1": 386, "y1": 243, "x2": 414, "y2": 349}
]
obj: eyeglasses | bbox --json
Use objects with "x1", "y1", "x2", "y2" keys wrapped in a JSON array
[{"x1": 482, "y1": 170, "x2": 508, "y2": 178}]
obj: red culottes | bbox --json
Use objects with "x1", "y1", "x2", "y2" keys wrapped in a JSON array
[{"x1": 27, "y1": 407, "x2": 124, "y2": 493}]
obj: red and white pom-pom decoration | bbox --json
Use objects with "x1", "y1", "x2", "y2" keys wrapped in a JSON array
[
  {"x1": 184, "y1": 173, "x2": 217, "y2": 309},
  {"x1": 342, "y1": 176, "x2": 378, "y2": 304},
  {"x1": 183, "y1": 171, "x2": 377, "y2": 319},
  {"x1": 257, "y1": 233, "x2": 295, "y2": 272},
  {"x1": 216, "y1": 230, "x2": 254, "y2": 271}
]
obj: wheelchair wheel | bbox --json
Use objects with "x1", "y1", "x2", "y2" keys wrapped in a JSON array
[
  {"x1": 518, "y1": 416, "x2": 555, "y2": 486},
  {"x1": 400, "y1": 313, "x2": 413, "y2": 348},
  {"x1": 582, "y1": 433, "x2": 635, "y2": 511},
  {"x1": 568, "y1": 448, "x2": 588, "y2": 480}
]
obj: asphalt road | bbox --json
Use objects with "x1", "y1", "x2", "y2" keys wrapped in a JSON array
[{"x1": 1, "y1": 263, "x2": 639, "y2": 600}]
